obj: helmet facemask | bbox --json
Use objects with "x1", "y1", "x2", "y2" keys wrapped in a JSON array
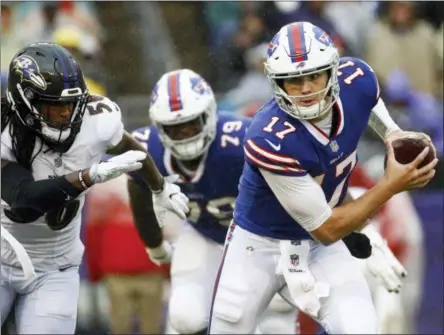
[
  {"x1": 154, "y1": 103, "x2": 217, "y2": 161},
  {"x1": 265, "y1": 54, "x2": 340, "y2": 120},
  {"x1": 9, "y1": 83, "x2": 88, "y2": 148}
]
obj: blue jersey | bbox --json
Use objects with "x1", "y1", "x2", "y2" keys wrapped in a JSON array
[
  {"x1": 234, "y1": 57, "x2": 380, "y2": 240},
  {"x1": 130, "y1": 113, "x2": 250, "y2": 244}
]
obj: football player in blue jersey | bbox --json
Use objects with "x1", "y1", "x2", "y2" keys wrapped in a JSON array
[
  {"x1": 128, "y1": 69, "x2": 299, "y2": 335},
  {"x1": 208, "y1": 22, "x2": 438, "y2": 334}
]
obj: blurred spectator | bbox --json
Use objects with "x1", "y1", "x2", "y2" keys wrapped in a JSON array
[
  {"x1": 261, "y1": 1, "x2": 348, "y2": 56},
  {"x1": 21, "y1": 2, "x2": 60, "y2": 42},
  {"x1": 84, "y1": 174, "x2": 167, "y2": 334},
  {"x1": 211, "y1": 12, "x2": 269, "y2": 92},
  {"x1": 421, "y1": 2, "x2": 444, "y2": 29},
  {"x1": 219, "y1": 43, "x2": 272, "y2": 114},
  {"x1": 435, "y1": 24, "x2": 443, "y2": 97},
  {"x1": 18, "y1": 2, "x2": 102, "y2": 44},
  {"x1": 1, "y1": 4, "x2": 28, "y2": 71},
  {"x1": 204, "y1": 2, "x2": 242, "y2": 55},
  {"x1": 383, "y1": 70, "x2": 443, "y2": 157},
  {"x1": 324, "y1": 1, "x2": 378, "y2": 57},
  {"x1": 366, "y1": 1, "x2": 442, "y2": 98},
  {"x1": 437, "y1": 24, "x2": 444, "y2": 64},
  {"x1": 51, "y1": 26, "x2": 107, "y2": 96}
]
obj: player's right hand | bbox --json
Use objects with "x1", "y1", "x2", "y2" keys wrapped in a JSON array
[
  {"x1": 146, "y1": 240, "x2": 173, "y2": 266},
  {"x1": 153, "y1": 174, "x2": 189, "y2": 220},
  {"x1": 362, "y1": 225, "x2": 407, "y2": 293},
  {"x1": 384, "y1": 142, "x2": 438, "y2": 193},
  {"x1": 89, "y1": 150, "x2": 147, "y2": 184}
]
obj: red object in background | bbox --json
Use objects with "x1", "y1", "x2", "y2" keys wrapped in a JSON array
[
  {"x1": 58, "y1": 1, "x2": 74, "y2": 13},
  {"x1": 84, "y1": 176, "x2": 168, "y2": 283}
]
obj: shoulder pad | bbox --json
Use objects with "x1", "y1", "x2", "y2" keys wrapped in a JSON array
[
  {"x1": 130, "y1": 125, "x2": 154, "y2": 152},
  {"x1": 338, "y1": 57, "x2": 380, "y2": 105},
  {"x1": 244, "y1": 136, "x2": 307, "y2": 177},
  {"x1": 85, "y1": 95, "x2": 124, "y2": 148},
  {"x1": 214, "y1": 114, "x2": 251, "y2": 150},
  {"x1": 243, "y1": 107, "x2": 319, "y2": 176}
]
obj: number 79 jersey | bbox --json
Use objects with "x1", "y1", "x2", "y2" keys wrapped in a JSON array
[
  {"x1": 131, "y1": 113, "x2": 250, "y2": 244},
  {"x1": 234, "y1": 57, "x2": 380, "y2": 240}
]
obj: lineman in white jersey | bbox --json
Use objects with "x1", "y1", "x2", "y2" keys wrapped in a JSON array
[{"x1": 1, "y1": 43, "x2": 189, "y2": 334}]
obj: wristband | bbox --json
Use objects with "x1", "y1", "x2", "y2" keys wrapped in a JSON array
[{"x1": 78, "y1": 170, "x2": 89, "y2": 190}]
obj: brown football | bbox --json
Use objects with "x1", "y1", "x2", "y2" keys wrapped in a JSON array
[{"x1": 384, "y1": 137, "x2": 435, "y2": 169}]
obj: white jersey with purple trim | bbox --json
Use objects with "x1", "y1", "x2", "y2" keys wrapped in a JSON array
[{"x1": 1, "y1": 95, "x2": 124, "y2": 271}]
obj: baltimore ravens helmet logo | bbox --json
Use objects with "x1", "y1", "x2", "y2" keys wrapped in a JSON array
[{"x1": 12, "y1": 55, "x2": 47, "y2": 90}]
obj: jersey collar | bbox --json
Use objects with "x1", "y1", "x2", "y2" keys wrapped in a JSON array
[
  {"x1": 299, "y1": 97, "x2": 345, "y2": 146},
  {"x1": 163, "y1": 148, "x2": 207, "y2": 184}
]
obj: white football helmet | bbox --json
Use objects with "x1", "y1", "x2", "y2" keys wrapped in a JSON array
[
  {"x1": 149, "y1": 69, "x2": 217, "y2": 160},
  {"x1": 264, "y1": 21, "x2": 340, "y2": 120}
]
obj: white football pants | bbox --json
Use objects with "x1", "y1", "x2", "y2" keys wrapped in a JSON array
[
  {"x1": 1, "y1": 262, "x2": 79, "y2": 334},
  {"x1": 208, "y1": 223, "x2": 378, "y2": 334},
  {"x1": 166, "y1": 223, "x2": 297, "y2": 334}
]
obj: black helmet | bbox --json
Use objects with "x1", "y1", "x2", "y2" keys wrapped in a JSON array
[{"x1": 6, "y1": 42, "x2": 89, "y2": 152}]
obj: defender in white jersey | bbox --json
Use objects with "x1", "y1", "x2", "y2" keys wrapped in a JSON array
[{"x1": 0, "y1": 43, "x2": 189, "y2": 334}]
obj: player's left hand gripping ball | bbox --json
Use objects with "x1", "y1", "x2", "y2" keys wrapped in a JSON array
[
  {"x1": 153, "y1": 174, "x2": 190, "y2": 220},
  {"x1": 386, "y1": 130, "x2": 437, "y2": 157},
  {"x1": 89, "y1": 150, "x2": 147, "y2": 183}
]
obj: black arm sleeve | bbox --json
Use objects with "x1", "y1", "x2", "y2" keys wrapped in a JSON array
[
  {"x1": 1, "y1": 161, "x2": 82, "y2": 222},
  {"x1": 127, "y1": 178, "x2": 163, "y2": 248}
]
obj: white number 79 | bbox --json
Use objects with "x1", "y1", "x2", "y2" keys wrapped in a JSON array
[{"x1": 221, "y1": 121, "x2": 243, "y2": 148}]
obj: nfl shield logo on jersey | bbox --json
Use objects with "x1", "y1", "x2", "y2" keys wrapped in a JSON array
[
  {"x1": 290, "y1": 254, "x2": 299, "y2": 266},
  {"x1": 329, "y1": 140, "x2": 339, "y2": 152}
]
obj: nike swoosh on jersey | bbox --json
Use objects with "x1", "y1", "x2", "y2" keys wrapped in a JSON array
[{"x1": 265, "y1": 139, "x2": 281, "y2": 151}]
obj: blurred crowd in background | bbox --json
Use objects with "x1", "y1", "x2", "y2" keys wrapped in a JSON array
[{"x1": 1, "y1": 1, "x2": 443, "y2": 334}]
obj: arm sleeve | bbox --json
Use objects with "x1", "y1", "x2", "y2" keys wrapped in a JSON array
[
  {"x1": 127, "y1": 178, "x2": 163, "y2": 248},
  {"x1": 1, "y1": 161, "x2": 82, "y2": 222},
  {"x1": 368, "y1": 98, "x2": 401, "y2": 140},
  {"x1": 244, "y1": 137, "x2": 307, "y2": 177},
  {"x1": 259, "y1": 168, "x2": 332, "y2": 232}
]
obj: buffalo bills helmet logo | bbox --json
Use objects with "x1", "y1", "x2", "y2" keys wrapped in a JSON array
[
  {"x1": 150, "y1": 83, "x2": 159, "y2": 105},
  {"x1": 12, "y1": 55, "x2": 47, "y2": 90},
  {"x1": 267, "y1": 32, "x2": 280, "y2": 58},
  {"x1": 312, "y1": 26, "x2": 334, "y2": 48},
  {"x1": 190, "y1": 76, "x2": 211, "y2": 95}
]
